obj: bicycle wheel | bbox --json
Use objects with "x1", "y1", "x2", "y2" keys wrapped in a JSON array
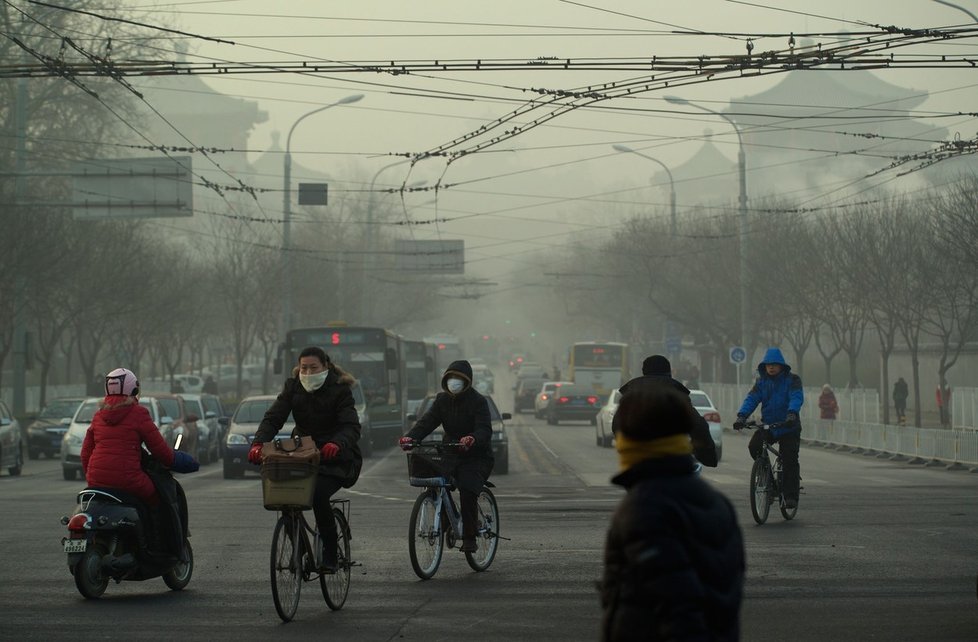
[
  {"x1": 320, "y1": 508, "x2": 351, "y2": 610},
  {"x1": 465, "y1": 487, "x2": 499, "y2": 572},
  {"x1": 749, "y1": 458, "x2": 771, "y2": 525},
  {"x1": 408, "y1": 491, "x2": 444, "y2": 580},
  {"x1": 778, "y1": 467, "x2": 799, "y2": 520},
  {"x1": 270, "y1": 513, "x2": 302, "y2": 622}
]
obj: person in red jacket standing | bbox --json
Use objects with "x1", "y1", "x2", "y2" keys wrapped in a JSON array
[{"x1": 81, "y1": 368, "x2": 198, "y2": 505}]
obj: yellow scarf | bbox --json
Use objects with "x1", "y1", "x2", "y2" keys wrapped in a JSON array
[{"x1": 616, "y1": 431, "x2": 693, "y2": 472}]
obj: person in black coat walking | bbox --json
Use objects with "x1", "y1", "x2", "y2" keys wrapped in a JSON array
[
  {"x1": 401, "y1": 359, "x2": 493, "y2": 553},
  {"x1": 600, "y1": 379, "x2": 744, "y2": 642},
  {"x1": 614, "y1": 355, "x2": 718, "y2": 467}
]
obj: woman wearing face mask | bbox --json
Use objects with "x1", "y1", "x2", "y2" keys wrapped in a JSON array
[
  {"x1": 249, "y1": 346, "x2": 362, "y2": 572},
  {"x1": 399, "y1": 360, "x2": 493, "y2": 553}
]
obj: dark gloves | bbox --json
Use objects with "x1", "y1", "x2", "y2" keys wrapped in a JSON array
[
  {"x1": 320, "y1": 442, "x2": 340, "y2": 459},
  {"x1": 786, "y1": 412, "x2": 800, "y2": 429},
  {"x1": 247, "y1": 442, "x2": 264, "y2": 465},
  {"x1": 733, "y1": 416, "x2": 746, "y2": 432},
  {"x1": 171, "y1": 450, "x2": 199, "y2": 473},
  {"x1": 459, "y1": 435, "x2": 475, "y2": 451},
  {"x1": 399, "y1": 436, "x2": 414, "y2": 451}
]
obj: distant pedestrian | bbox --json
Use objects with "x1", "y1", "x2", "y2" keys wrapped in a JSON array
[
  {"x1": 936, "y1": 385, "x2": 951, "y2": 428},
  {"x1": 599, "y1": 381, "x2": 744, "y2": 641},
  {"x1": 202, "y1": 375, "x2": 218, "y2": 395},
  {"x1": 893, "y1": 377, "x2": 908, "y2": 424},
  {"x1": 818, "y1": 384, "x2": 839, "y2": 421}
]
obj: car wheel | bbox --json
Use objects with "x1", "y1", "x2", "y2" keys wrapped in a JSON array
[
  {"x1": 590, "y1": 416, "x2": 597, "y2": 426},
  {"x1": 28, "y1": 448, "x2": 39, "y2": 460},
  {"x1": 8, "y1": 444, "x2": 23, "y2": 476},
  {"x1": 63, "y1": 466, "x2": 76, "y2": 481},
  {"x1": 360, "y1": 429, "x2": 374, "y2": 458},
  {"x1": 547, "y1": 415, "x2": 557, "y2": 426},
  {"x1": 223, "y1": 461, "x2": 244, "y2": 479}
]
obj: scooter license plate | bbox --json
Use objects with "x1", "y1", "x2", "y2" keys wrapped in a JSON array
[{"x1": 63, "y1": 538, "x2": 87, "y2": 554}]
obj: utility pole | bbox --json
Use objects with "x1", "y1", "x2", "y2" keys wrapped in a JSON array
[{"x1": 12, "y1": 75, "x2": 28, "y2": 415}]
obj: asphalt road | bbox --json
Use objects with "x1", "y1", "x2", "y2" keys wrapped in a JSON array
[{"x1": 1, "y1": 402, "x2": 977, "y2": 640}]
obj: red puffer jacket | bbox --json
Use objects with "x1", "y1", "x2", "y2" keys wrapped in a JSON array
[{"x1": 80, "y1": 396, "x2": 175, "y2": 503}]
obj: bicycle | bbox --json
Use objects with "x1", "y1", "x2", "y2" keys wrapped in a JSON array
[
  {"x1": 743, "y1": 420, "x2": 798, "y2": 525},
  {"x1": 269, "y1": 499, "x2": 353, "y2": 622},
  {"x1": 403, "y1": 441, "x2": 500, "y2": 580}
]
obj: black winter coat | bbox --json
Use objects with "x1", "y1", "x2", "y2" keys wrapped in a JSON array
[
  {"x1": 256, "y1": 370, "x2": 363, "y2": 488},
  {"x1": 406, "y1": 387, "x2": 493, "y2": 458},
  {"x1": 600, "y1": 456, "x2": 744, "y2": 642}
]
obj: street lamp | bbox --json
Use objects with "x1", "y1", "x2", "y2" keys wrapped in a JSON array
[
  {"x1": 612, "y1": 144, "x2": 677, "y2": 237},
  {"x1": 282, "y1": 93, "x2": 363, "y2": 333},
  {"x1": 664, "y1": 94, "x2": 750, "y2": 356}
]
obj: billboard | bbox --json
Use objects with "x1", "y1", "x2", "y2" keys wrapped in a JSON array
[
  {"x1": 395, "y1": 239, "x2": 464, "y2": 274},
  {"x1": 72, "y1": 156, "x2": 193, "y2": 220}
]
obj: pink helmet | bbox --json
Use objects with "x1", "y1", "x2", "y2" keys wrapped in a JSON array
[{"x1": 105, "y1": 368, "x2": 140, "y2": 397}]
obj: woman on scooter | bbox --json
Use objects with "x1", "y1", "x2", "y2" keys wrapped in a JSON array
[{"x1": 80, "y1": 368, "x2": 199, "y2": 533}]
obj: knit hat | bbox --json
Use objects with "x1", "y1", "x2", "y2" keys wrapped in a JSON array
[
  {"x1": 615, "y1": 378, "x2": 697, "y2": 441},
  {"x1": 642, "y1": 354, "x2": 672, "y2": 376}
]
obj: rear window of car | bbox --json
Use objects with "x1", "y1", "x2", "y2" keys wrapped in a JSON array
[
  {"x1": 519, "y1": 380, "x2": 543, "y2": 393},
  {"x1": 233, "y1": 400, "x2": 274, "y2": 423},
  {"x1": 158, "y1": 398, "x2": 180, "y2": 420},
  {"x1": 75, "y1": 400, "x2": 100, "y2": 423},
  {"x1": 40, "y1": 399, "x2": 81, "y2": 419},
  {"x1": 689, "y1": 392, "x2": 712, "y2": 408},
  {"x1": 557, "y1": 386, "x2": 593, "y2": 396}
]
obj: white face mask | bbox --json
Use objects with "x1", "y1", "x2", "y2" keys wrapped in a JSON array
[
  {"x1": 300, "y1": 370, "x2": 328, "y2": 392},
  {"x1": 446, "y1": 377, "x2": 465, "y2": 394}
]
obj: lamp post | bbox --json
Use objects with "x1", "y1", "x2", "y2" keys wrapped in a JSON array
[
  {"x1": 612, "y1": 144, "x2": 677, "y2": 237},
  {"x1": 281, "y1": 93, "x2": 363, "y2": 333},
  {"x1": 664, "y1": 95, "x2": 749, "y2": 355}
]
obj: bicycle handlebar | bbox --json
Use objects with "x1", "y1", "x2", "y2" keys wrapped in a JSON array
[
  {"x1": 402, "y1": 439, "x2": 467, "y2": 452},
  {"x1": 743, "y1": 419, "x2": 790, "y2": 431}
]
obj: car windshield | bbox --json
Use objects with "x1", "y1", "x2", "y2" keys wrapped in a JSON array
[
  {"x1": 75, "y1": 400, "x2": 100, "y2": 423},
  {"x1": 40, "y1": 399, "x2": 80, "y2": 419},
  {"x1": 689, "y1": 392, "x2": 712, "y2": 408},
  {"x1": 234, "y1": 400, "x2": 274, "y2": 423},
  {"x1": 158, "y1": 398, "x2": 180, "y2": 420}
]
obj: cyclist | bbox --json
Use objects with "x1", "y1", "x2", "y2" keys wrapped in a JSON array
[
  {"x1": 733, "y1": 347, "x2": 804, "y2": 509},
  {"x1": 249, "y1": 347, "x2": 363, "y2": 572},
  {"x1": 399, "y1": 359, "x2": 492, "y2": 553},
  {"x1": 600, "y1": 381, "x2": 744, "y2": 641},
  {"x1": 615, "y1": 354, "x2": 718, "y2": 467}
]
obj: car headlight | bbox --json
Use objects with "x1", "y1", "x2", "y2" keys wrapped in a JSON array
[
  {"x1": 64, "y1": 433, "x2": 83, "y2": 447},
  {"x1": 226, "y1": 433, "x2": 248, "y2": 445}
]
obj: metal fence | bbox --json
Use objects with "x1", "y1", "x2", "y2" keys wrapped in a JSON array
[{"x1": 702, "y1": 383, "x2": 977, "y2": 468}]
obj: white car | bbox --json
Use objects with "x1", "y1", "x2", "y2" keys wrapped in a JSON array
[
  {"x1": 595, "y1": 389, "x2": 620, "y2": 448},
  {"x1": 534, "y1": 381, "x2": 572, "y2": 418},
  {"x1": 689, "y1": 389, "x2": 723, "y2": 462}
]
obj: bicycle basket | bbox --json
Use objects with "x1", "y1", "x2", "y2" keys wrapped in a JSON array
[
  {"x1": 261, "y1": 459, "x2": 318, "y2": 510},
  {"x1": 406, "y1": 450, "x2": 450, "y2": 487}
]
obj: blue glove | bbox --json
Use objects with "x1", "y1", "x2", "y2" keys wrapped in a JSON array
[{"x1": 171, "y1": 450, "x2": 199, "y2": 473}]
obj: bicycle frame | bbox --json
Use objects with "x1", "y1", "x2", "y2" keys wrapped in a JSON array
[{"x1": 425, "y1": 484, "x2": 464, "y2": 543}]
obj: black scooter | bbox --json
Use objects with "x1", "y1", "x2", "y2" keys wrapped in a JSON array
[{"x1": 61, "y1": 443, "x2": 193, "y2": 599}]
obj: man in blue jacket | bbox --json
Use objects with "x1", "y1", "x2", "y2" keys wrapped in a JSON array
[{"x1": 733, "y1": 347, "x2": 804, "y2": 509}]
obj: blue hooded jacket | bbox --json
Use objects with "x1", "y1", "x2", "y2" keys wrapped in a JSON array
[{"x1": 737, "y1": 348, "x2": 804, "y2": 433}]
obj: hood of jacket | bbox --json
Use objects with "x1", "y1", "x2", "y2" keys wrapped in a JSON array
[
  {"x1": 97, "y1": 395, "x2": 138, "y2": 425},
  {"x1": 441, "y1": 359, "x2": 473, "y2": 392},
  {"x1": 757, "y1": 347, "x2": 791, "y2": 377}
]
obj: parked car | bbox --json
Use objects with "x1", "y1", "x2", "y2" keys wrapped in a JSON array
[
  {"x1": 544, "y1": 384, "x2": 601, "y2": 425},
  {"x1": 514, "y1": 377, "x2": 545, "y2": 414},
  {"x1": 223, "y1": 395, "x2": 295, "y2": 479},
  {"x1": 595, "y1": 389, "x2": 621, "y2": 448},
  {"x1": 0, "y1": 399, "x2": 24, "y2": 476},
  {"x1": 534, "y1": 381, "x2": 572, "y2": 418},
  {"x1": 61, "y1": 396, "x2": 168, "y2": 481},
  {"x1": 25, "y1": 397, "x2": 84, "y2": 459},
  {"x1": 178, "y1": 393, "x2": 224, "y2": 464},
  {"x1": 689, "y1": 389, "x2": 723, "y2": 462},
  {"x1": 409, "y1": 393, "x2": 511, "y2": 474},
  {"x1": 140, "y1": 373, "x2": 203, "y2": 395},
  {"x1": 155, "y1": 394, "x2": 200, "y2": 461},
  {"x1": 507, "y1": 353, "x2": 527, "y2": 372}
]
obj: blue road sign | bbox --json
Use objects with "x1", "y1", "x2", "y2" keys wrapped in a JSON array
[{"x1": 729, "y1": 346, "x2": 747, "y2": 365}]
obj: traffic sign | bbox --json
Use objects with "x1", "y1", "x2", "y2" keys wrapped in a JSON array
[
  {"x1": 665, "y1": 336, "x2": 681, "y2": 354},
  {"x1": 729, "y1": 346, "x2": 747, "y2": 365}
]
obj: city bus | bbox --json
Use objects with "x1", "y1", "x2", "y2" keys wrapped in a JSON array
[
  {"x1": 276, "y1": 325, "x2": 406, "y2": 450},
  {"x1": 402, "y1": 339, "x2": 437, "y2": 416},
  {"x1": 568, "y1": 341, "x2": 631, "y2": 398},
  {"x1": 423, "y1": 334, "x2": 463, "y2": 374}
]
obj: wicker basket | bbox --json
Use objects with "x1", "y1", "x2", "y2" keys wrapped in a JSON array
[
  {"x1": 261, "y1": 459, "x2": 318, "y2": 510},
  {"x1": 406, "y1": 450, "x2": 450, "y2": 487}
]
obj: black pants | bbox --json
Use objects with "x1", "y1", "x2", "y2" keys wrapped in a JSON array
[
  {"x1": 895, "y1": 401, "x2": 906, "y2": 420},
  {"x1": 453, "y1": 455, "x2": 493, "y2": 539},
  {"x1": 312, "y1": 475, "x2": 343, "y2": 564},
  {"x1": 748, "y1": 429, "x2": 801, "y2": 501}
]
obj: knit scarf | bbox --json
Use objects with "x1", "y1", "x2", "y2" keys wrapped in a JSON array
[{"x1": 616, "y1": 431, "x2": 693, "y2": 472}]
